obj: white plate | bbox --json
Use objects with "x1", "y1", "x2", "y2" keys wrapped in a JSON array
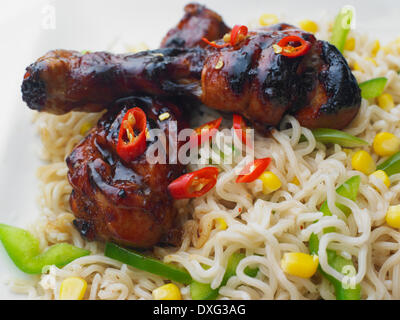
[{"x1": 0, "y1": 0, "x2": 399, "y2": 299}]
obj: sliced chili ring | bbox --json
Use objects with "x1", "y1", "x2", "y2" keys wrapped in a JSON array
[
  {"x1": 274, "y1": 35, "x2": 311, "y2": 58},
  {"x1": 116, "y1": 107, "x2": 147, "y2": 162},
  {"x1": 233, "y1": 114, "x2": 251, "y2": 147},
  {"x1": 168, "y1": 167, "x2": 219, "y2": 199},
  {"x1": 202, "y1": 24, "x2": 248, "y2": 49},
  {"x1": 230, "y1": 25, "x2": 248, "y2": 46},
  {"x1": 190, "y1": 117, "x2": 222, "y2": 148},
  {"x1": 236, "y1": 158, "x2": 272, "y2": 183}
]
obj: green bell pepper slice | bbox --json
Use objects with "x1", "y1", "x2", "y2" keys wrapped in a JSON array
[
  {"x1": 309, "y1": 234, "x2": 361, "y2": 300},
  {"x1": 104, "y1": 242, "x2": 192, "y2": 285},
  {"x1": 330, "y1": 6, "x2": 354, "y2": 53},
  {"x1": 105, "y1": 242, "x2": 258, "y2": 300},
  {"x1": 311, "y1": 129, "x2": 368, "y2": 148},
  {"x1": 308, "y1": 176, "x2": 362, "y2": 300},
  {"x1": 318, "y1": 175, "x2": 360, "y2": 233},
  {"x1": 377, "y1": 151, "x2": 400, "y2": 176},
  {"x1": 359, "y1": 77, "x2": 388, "y2": 99},
  {"x1": 300, "y1": 129, "x2": 368, "y2": 148},
  {"x1": 320, "y1": 175, "x2": 361, "y2": 218},
  {"x1": 190, "y1": 252, "x2": 258, "y2": 300},
  {"x1": 0, "y1": 223, "x2": 90, "y2": 274}
]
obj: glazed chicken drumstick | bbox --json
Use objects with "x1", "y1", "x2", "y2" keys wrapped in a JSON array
[
  {"x1": 22, "y1": 23, "x2": 361, "y2": 130},
  {"x1": 160, "y1": 2, "x2": 230, "y2": 48},
  {"x1": 22, "y1": 4, "x2": 363, "y2": 250},
  {"x1": 54, "y1": 3, "x2": 225, "y2": 249},
  {"x1": 21, "y1": 2, "x2": 224, "y2": 113},
  {"x1": 67, "y1": 96, "x2": 187, "y2": 248}
]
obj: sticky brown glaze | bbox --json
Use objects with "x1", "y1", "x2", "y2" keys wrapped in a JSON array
[
  {"x1": 201, "y1": 26, "x2": 360, "y2": 129},
  {"x1": 66, "y1": 96, "x2": 187, "y2": 248},
  {"x1": 293, "y1": 41, "x2": 361, "y2": 129},
  {"x1": 201, "y1": 28, "x2": 318, "y2": 128},
  {"x1": 22, "y1": 48, "x2": 206, "y2": 114},
  {"x1": 251, "y1": 23, "x2": 361, "y2": 128},
  {"x1": 21, "y1": 25, "x2": 361, "y2": 130},
  {"x1": 160, "y1": 3, "x2": 230, "y2": 49}
]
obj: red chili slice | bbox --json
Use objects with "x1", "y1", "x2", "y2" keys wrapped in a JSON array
[
  {"x1": 230, "y1": 25, "x2": 248, "y2": 46},
  {"x1": 275, "y1": 35, "x2": 311, "y2": 58},
  {"x1": 116, "y1": 107, "x2": 147, "y2": 162},
  {"x1": 190, "y1": 117, "x2": 222, "y2": 148},
  {"x1": 233, "y1": 114, "x2": 251, "y2": 147},
  {"x1": 168, "y1": 167, "x2": 219, "y2": 199},
  {"x1": 202, "y1": 24, "x2": 248, "y2": 49},
  {"x1": 236, "y1": 158, "x2": 272, "y2": 183}
]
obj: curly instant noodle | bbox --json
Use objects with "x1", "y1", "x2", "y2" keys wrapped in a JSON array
[{"x1": 9, "y1": 17, "x2": 400, "y2": 300}]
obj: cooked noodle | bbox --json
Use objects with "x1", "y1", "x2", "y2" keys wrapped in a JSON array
[{"x1": 9, "y1": 17, "x2": 400, "y2": 300}]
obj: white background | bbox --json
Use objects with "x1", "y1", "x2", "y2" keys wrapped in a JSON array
[{"x1": 0, "y1": 0, "x2": 399, "y2": 299}]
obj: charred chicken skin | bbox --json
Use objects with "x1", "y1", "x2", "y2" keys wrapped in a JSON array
[
  {"x1": 36, "y1": 3, "x2": 224, "y2": 249},
  {"x1": 21, "y1": 5, "x2": 363, "y2": 249},
  {"x1": 201, "y1": 25, "x2": 361, "y2": 130},
  {"x1": 160, "y1": 3, "x2": 230, "y2": 49},
  {"x1": 66, "y1": 96, "x2": 186, "y2": 248},
  {"x1": 22, "y1": 24, "x2": 361, "y2": 130},
  {"x1": 21, "y1": 48, "x2": 206, "y2": 115}
]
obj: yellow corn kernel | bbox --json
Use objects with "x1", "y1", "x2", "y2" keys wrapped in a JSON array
[
  {"x1": 80, "y1": 122, "x2": 92, "y2": 135},
  {"x1": 59, "y1": 277, "x2": 87, "y2": 300},
  {"x1": 373, "y1": 132, "x2": 400, "y2": 157},
  {"x1": 377, "y1": 93, "x2": 395, "y2": 112},
  {"x1": 259, "y1": 171, "x2": 282, "y2": 194},
  {"x1": 259, "y1": 13, "x2": 278, "y2": 26},
  {"x1": 298, "y1": 20, "x2": 318, "y2": 34},
  {"x1": 353, "y1": 62, "x2": 362, "y2": 72},
  {"x1": 365, "y1": 57, "x2": 377, "y2": 66},
  {"x1": 344, "y1": 37, "x2": 356, "y2": 51},
  {"x1": 370, "y1": 170, "x2": 391, "y2": 188},
  {"x1": 215, "y1": 218, "x2": 228, "y2": 230},
  {"x1": 386, "y1": 205, "x2": 400, "y2": 228},
  {"x1": 351, "y1": 150, "x2": 376, "y2": 175},
  {"x1": 152, "y1": 283, "x2": 182, "y2": 300},
  {"x1": 371, "y1": 40, "x2": 380, "y2": 57},
  {"x1": 281, "y1": 252, "x2": 319, "y2": 278},
  {"x1": 291, "y1": 176, "x2": 300, "y2": 186}
]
